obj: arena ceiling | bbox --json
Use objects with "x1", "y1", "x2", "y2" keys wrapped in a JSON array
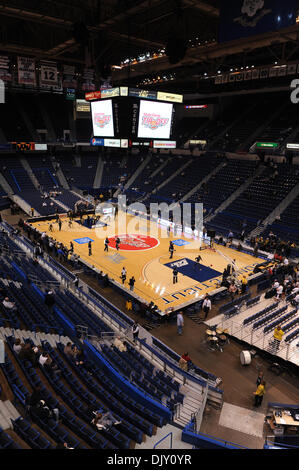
[{"x1": 1, "y1": 0, "x2": 299, "y2": 93}]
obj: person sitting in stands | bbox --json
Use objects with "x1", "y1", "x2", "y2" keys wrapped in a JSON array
[
  {"x1": 3, "y1": 297, "x2": 17, "y2": 311},
  {"x1": 113, "y1": 336, "x2": 127, "y2": 352},
  {"x1": 19, "y1": 343, "x2": 39, "y2": 365},
  {"x1": 64, "y1": 342, "x2": 75, "y2": 357},
  {"x1": 91, "y1": 411, "x2": 121, "y2": 431},
  {"x1": 13, "y1": 338, "x2": 23, "y2": 355}
]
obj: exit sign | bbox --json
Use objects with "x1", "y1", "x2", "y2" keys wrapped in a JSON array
[{"x1": 256, "y1": 142, "x2": 279, "y2": 148}]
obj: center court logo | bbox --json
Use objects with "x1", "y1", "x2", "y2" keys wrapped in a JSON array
[
  {"x1": 108, "y1": 234, "x2": 159, "y2": 251},
  {"x1": 141, "y1": 113, "x2": 169, "y2": 130},
  {"x1": 94, "y1": 113, "x2": 111, "y2": 128}
]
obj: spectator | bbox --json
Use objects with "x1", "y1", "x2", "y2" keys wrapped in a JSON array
[
  {"x1": 13, "y1": 338, "x2": 22, "y2": 354},
  {"x1": 64, "y1": 342, "x2": 75, "y2": 357},
  {"x1": 177, "y1": 311, "x2": 184, "y2": 336},
  {"x1": 39, "y1": 351, "x2": 48, "y2": 367},
  {"x1": 253, "y1": 380, "x2": 266, "y2": 407},
  {"x1": 3, "y1": 297, "x2": 17, "y2": 311},
  {"x1": 272, "y1": 325, "x2": 284, "y2": 353},
  {"x1": 113, "y1": 336, "x2": 127, "y2": 352},
  {"x1": 91, "y1": 411, "x2": 121, "y2": 431},
  {"x1": 45, "y1": 290, "x2": 55, "y2": 310},
  {"x1": 132, "y1": 322, "x2": 139, "y2": 342},
  {"x1": 202, "y1": 295, "x2": 211, "y2": 320},
  {"x1": 128, "y1": 276, "x2": 135, "y2": 292}
]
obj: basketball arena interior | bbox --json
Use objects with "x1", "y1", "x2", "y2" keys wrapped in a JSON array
[{"x1": 0, "y1": 0, "x2": 299, "y2": 455}]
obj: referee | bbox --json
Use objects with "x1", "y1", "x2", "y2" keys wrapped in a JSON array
[{"x1": 173, "y1": 267, "x2": 178, "y2": 284}]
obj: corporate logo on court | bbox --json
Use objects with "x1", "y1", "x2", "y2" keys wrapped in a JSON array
[
  {"x1": 141, "y1": 113, "x2": 169, "y2": 130},
  {"x1": 94, "y1": 113, "x2": 111, "y2": 128},
  {"x1": 108, "y1": 234, "x2": 159, "y2": 251}
]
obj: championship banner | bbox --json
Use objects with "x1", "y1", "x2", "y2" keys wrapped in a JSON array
[
  {"x1": 81, "y1": 68, "x2": 95, "y2": 91},
  {"x1": 17, "y1": 57, "x2": 36, "y2": 86},
  {"x1": 219, "y1": 0, "x2": 298, "y2": 43},
  {"x1": 62, "y1": 64, "x2": 77, "y2": 89},
  {"x1": 0, "y1": 56, "x2": 12, "y2": 82},
  {"x1": 40, "y1": 61, "x2": 58, "y2": 88}
]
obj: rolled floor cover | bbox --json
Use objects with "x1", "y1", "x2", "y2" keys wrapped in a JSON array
[{"x1": 240, "y1": 350, "x2": 251, "y2": 365}]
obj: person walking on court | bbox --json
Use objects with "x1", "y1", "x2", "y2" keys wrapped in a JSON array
[
  {"x1": 58, "y1": 218, "x2": 62, "y2": 231},
  {"x1": 253, "y1": 380, "x2": 266, "y2": 407},
  {"x1": 120, "y1": 267, "x2": 127, "y2": 284},
  {"x1": 88, "y1": 240, "x2": 92, "y2": 256},
  {"x1": 169, "y1": 241, "x2": 175, "y2": 259},
  {"x1": 202, "y1": 295, "x2": 211, "y2": 320},
  {"x1": 115, "y1": 237, "x2": 120, "y2": 251},
  {"x1": 104, "y1": 237, "x2": 109, "y2": 252},
  {"x1": 129, "y1": 276, "x2": 135, "y2": 291},
  {"x1": 173, "y1": 267, "x2": 178, "y2": 284},
  {"x1": 70, "y1": 241, "x2": 74, "y2": 253},
  {"x1": 132, "y1": 322, "x2": 139, "y2": 342},
  {"x1": 49, "y1": 223, "x2": 53, "y2": 232},
  {"x1": 194, "y1": 254, "x2": 202, "y2": 270},
  {"x1": 177, "y1": 311, "x2": 184, "y2": 335}
]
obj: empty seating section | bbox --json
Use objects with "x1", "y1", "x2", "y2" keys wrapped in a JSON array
[
  {"x1": 146, "y1": 154, "x2": 220, "y2": 205},
  {"x1": 208, "y1": 164, "x2": 299, "y2": 235},
  {"x1": 262, "y1": 193, "x2": 299, "y2": 246},
  {"x1": 243, "y1": 302, "x2": 279, "y2": 325},
  {"x1": 51, "y1": 189, "x2": 82, "y2": 209},
  {"x1": 187, "y1": 159, "x2": 256, "y2": 213},
  {"x1": 101, "y1": 154, "x2": 126, "y2": 189},
  {"x1": 130, "y1": 154, "x2": 167, "y2": 196},
  {"x1": 144, "y1": 156, "x2": 187, "y2": 203},
  {"x1": 219, "y1": 293, "x2": 251, "y2": 316},
  {"x1": 263, "y1": 308, "x2": 297, "y2": 334},
  {"x1": 252, "y1": 305, "x2": 288, "y2": 329}
]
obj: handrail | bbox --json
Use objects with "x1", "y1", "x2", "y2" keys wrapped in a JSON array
[{"x1": 153, "y1": 432, "x2": 173, "y2": 449}]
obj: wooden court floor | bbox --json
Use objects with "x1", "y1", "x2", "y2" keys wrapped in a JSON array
[{"x1": 31, "y1": 214, "x2": 262, "y2": 313}]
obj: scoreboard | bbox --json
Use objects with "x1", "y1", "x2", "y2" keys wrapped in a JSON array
[
  {"x1": 87, "y1": 87, "x2": 182, "y2": 147},
  {"x1": 12, "y1": 143, "x2": 48, "y2": 151}
]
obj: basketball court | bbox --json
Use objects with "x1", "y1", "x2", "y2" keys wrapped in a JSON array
[{"x1": 31, "y1": 212, "x2": 262, "y2": 313}]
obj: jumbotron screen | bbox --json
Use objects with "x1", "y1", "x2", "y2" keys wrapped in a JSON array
[
  {"x1": 137, "y1": 100, "x2": 173, "y2": 139},
  {"x1": 91, "y1": 99, "x2": 115, "y2": 137}
]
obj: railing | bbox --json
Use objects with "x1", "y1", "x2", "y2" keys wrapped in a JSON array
[
  {"x1": 210, "y1": 300, "x2": 298, "y2": 362},
  {"x1": 153, "y1": 432, "x2": 173, "y2": 449},
  {"x1": 192, "y1": 383, "x2": 209, "y2": 433}
]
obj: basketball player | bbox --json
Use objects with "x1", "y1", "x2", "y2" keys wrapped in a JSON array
[
  {"x1": 115, "y1": 237, "x2": 120, "y2": 251},
  {"x1": 58, "y1": 219, "x2": 62, "y2": 231},
  {"x1": 70, "y1": 241, "x2": 74, "y2": 253},
  {"x1": 169, "y1": 241, "x2": 175, "y2": 259},
  {"x1": 104, "y1": 237, "x2": 109, "y2": 252},
  {"x1": 173, "y1": 267, "x2": 178, "y2": 284},
  {"x1": 49, "y1": 223, "x2": 53, "y2": 232},
  {"x1": 88, "y1": 240, "x2": 92, "y2": 256},
  {"x1": 194, "y1": 254, "x2": 202, "y2": 270},
  {"x1": 120, "y1": 267, "x2": 127, "y2": 284},
  {"x1": 68, "y1": 219, "x2": 72, "y2": 229}
]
